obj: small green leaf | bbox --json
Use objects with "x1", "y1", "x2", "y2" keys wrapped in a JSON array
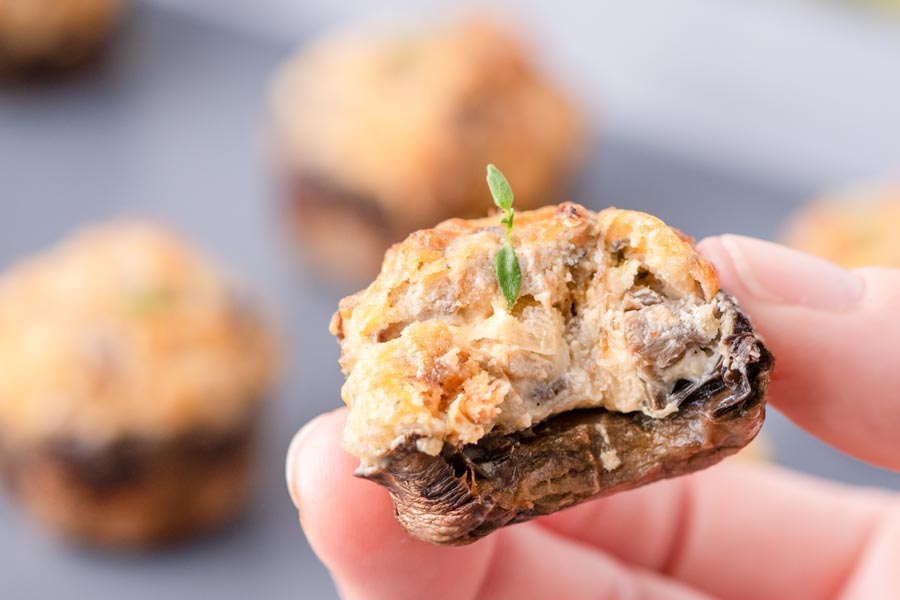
[
  {"x1": 495, "y1": 242, "x2": 521, "y2": 309},
  {"x1": 486, "y1": 164, "x2": 514, "y2": 211},
  {"x1": 486, "y1": 164, "x2": 521, "y2": 308}
]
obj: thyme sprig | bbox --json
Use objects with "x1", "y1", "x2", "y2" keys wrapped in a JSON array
[{"x1": 486, "y1": 164, "x2": 521, "y2": 309}]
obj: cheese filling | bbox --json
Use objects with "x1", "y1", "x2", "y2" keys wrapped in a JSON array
[{"x1": 333, "y1": 206, "x2": 725, "y2": 469}]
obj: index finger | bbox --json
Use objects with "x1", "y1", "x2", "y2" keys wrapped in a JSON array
[{"x1": 698, "y1": 235, "x2": 900, "y2": 471}]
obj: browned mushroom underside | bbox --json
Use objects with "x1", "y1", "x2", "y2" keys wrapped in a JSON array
[{"x1": 361, "y1": 292, "x2": 773, "y2": 545}]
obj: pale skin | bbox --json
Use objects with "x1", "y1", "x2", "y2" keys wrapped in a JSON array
[{"x1": 286, "y1": 236, "x2": 900, "y2": 600}]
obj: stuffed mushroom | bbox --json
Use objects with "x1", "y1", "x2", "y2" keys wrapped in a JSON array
[
  {"x1": 331, "y1": 202, "x2": 773, "y2": 545},
  {"x1": 0, "y1": 222, "x2": 276, "y2": 546}
]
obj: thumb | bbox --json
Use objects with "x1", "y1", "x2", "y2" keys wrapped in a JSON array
[{"x1": 698, "y1": 235, "x2": 900, "y2": 471}]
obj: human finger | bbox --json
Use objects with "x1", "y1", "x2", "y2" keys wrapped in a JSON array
[{"x1": 698, "y1": 235, "x2": 900, "y2": 470}]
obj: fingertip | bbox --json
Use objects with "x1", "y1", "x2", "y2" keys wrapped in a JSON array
[
  {"x1": 697, "y1": 235, "x2": 746, "y2": 296},
  {"x1": 700, "y1": 234, "x2": 864, "y2": 312},
  {"x1": 285, "y1": 410, "x2": 342, "y2": 510},
  {"x1": 694, "y1": 235, "x2": 722, "y2": 256},
  {"x1": 286, "y1": 408, "x2": 406, "y2": 582},
  {"x1": 700, "y1": 235, "x2": 900, "y2": 469},
  {"x1": 284, "y1": 407, "x2": 394, "y2": 549}
]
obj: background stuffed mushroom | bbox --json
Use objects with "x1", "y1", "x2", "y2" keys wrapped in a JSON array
[{"x1": 0, "y1": 223, "x2": 276, "y2": 546}]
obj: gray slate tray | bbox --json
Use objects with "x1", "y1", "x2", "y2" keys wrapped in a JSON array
[{"x1": 0, "y1": 6, "x2": 896, "y2": 599}]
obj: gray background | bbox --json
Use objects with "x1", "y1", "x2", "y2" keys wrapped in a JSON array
[
  {"x1": 1, "y1": 4, "x2": 897, "y2": 599},
  {"x1": 146, "y1": 0, "x2": 900, "y2": 186}
]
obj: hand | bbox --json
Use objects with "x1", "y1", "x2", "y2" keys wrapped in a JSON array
[{"x1": 286, "y1": 236, "x2": 900, "y2": 600}]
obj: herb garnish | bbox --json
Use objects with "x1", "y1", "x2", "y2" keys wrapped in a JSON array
[{"x1": 486, "y1": 164, "x2": 521, "y2": 309}]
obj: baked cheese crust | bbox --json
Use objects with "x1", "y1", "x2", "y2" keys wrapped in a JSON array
[{"x1": 332, "y1": 203, "x2": 723, "y2": 468}]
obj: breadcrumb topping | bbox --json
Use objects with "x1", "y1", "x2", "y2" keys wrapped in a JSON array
[{"x1": 333, "y1": 204, "x2": 723, "y2": 467}]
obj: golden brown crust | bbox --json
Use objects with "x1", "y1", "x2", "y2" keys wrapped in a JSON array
[
  {"x1": 334, "y1": 204, "x2": 717, "y2": 337},
  {"x1": 333, "y1": 203, "x2": 724, "y2": 468},
  {"x1": 782, "y1": 185, "x2": 900, "y2": 268}
]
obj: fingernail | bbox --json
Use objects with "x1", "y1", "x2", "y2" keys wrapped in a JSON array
[
  {"x1": 701, "y1": 235, "x2": 864, "y2": 311},
  {"x1": 285, "y1": 414, "x2": 326, "y2": 510}
]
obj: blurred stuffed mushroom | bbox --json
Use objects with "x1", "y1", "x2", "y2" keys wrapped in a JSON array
[
  {"x1": 0, "y1": 0, "x2": 123, "y2": 75},
  {"x1": 783, "y1": 184, "x2": 900, "y2": 268},
  {"x1": 269, "y1": 19, "x2": 583, "y2": 282},
  {"x1": 0, "y1": 222, "x2": 276, "y2": 547}
]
